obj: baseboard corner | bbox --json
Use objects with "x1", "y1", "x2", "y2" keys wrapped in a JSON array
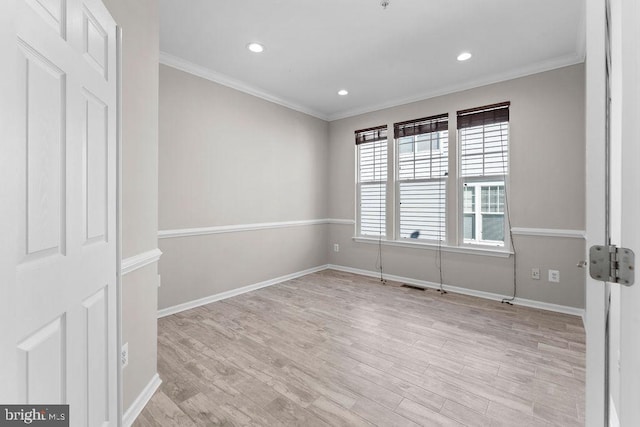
[
  {"x1": 158, "y1": 264, "x2": 330, "y2": 318},
  {"x1": 122, "y1": 373, "x2": 162, "y2": 427}
]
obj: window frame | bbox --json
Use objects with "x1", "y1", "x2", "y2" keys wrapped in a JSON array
[
  {"x1": 457, "y1": 103, "x2": 510, "y2": 249},
  {"x1": 395, "y1": 127, "x2": 449, "y2": 243},
  {"x1": 355, "y1": 126, "x2": 388, "y2": 238},
  {"x1": 351, "y1": 103, "x2": 511, "y2": 255},
  {"x1": 461, "y1": 179, "x2": 508, "y2": 247}
]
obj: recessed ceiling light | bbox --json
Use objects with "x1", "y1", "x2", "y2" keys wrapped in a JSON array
[
  {"x1": 338, "y1": 89, "x2": 349, "y2": 96},
  {"x1": 457, "y1": 52, "x2": 472, "y2": 61},
  {"x1": 247, "y1": 42, "x2": 264, "y2": 53}
]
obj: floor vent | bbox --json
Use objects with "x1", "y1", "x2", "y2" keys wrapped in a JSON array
[{"x1": 401, "y1": 284, "x2": 425, "y2": 291}]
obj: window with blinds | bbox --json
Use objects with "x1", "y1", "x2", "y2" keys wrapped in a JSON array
[
  {"x1": 356, "y1": 126, "x2": 388, "y2": 237},
  {"x1": 458, "y1": 102, "x2": 509, "y2": 245},
  {"x1": 395, "y1": 114, "x2": 448, "y2": 241}
]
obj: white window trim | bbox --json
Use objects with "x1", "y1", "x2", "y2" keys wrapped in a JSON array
[
  {"x1": 352, "y1": 107, "x2": 512, "y2": 257},
  {"x1": 355, "y1": 132, "x2": 388, "y2": 238},
  {"x1": 352, "y1": 236, "x2": 512, "y2": 258},
  {"x1": 457, "y1": 116, "x2": 510, "y2": 250}
]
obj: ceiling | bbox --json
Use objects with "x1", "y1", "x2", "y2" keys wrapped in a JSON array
[{"x1": 159, "y1": 0, "x2": 585, "y2": 121}]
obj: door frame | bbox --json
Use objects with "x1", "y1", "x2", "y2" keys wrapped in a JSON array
[
  {"x1": 585, "y1": 0, "x2": 607, "y2": 425},
  {"x1": 116, "y1": 25, "x2": 124, "y2": 427},
  {"x1": 618, "y1": 1, "x2": 640, "y2": 424},
  {"x1": 585, "y1": 0, "x2": 640, "y2": 426}
]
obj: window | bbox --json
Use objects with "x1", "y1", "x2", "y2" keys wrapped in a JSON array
[
  {"x1": 395, "y1": 115, "x2": 448, "y2": 241},
  {"x1": 356, "y1": 126, "x2": 388, "y2": 237},
  {"x1": 463, "y1": 183, "x2": 505, "y2": 243},
  {"x1": 458, "y1": 102, "x2": 510, "y2": 246}
]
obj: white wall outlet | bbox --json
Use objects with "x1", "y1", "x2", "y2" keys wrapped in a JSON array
[
  {"x1": 121, "y1": 342, "x2": 129, "y2": 369},
  {"x1": 333, "y1": 243, "x2": 340, "y2": 252},
  {"x1": 531, "y1": 268, "x2": 540, "y2": 280},
  {"x1": 549, "y1": 269, "x2": 560, "y2": 283}
]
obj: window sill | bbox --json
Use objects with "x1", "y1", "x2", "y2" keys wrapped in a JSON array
[{"x1": 352, "y1": 237, "x2": 513, "y2": 258}]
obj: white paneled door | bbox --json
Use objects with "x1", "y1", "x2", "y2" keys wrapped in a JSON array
[{"x1": 0, "y1": 0, "x2": 118, "y2": 426}]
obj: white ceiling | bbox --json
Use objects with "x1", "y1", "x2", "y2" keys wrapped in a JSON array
[{"x1": 159, "y1": 0, "x2": 585, "y2": 121}]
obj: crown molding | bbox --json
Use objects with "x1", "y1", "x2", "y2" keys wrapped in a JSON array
[
  {"x1": 159, "y1": 52, "x2": 329, "y2": 121},
  {"x1": 160, "y1": 50, "x2": 584, "y2": 124},
  {"x1": 327, "y1": 53, "x2": 585, "y2": 121}
]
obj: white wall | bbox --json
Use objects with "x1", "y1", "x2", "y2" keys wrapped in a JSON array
[
  {"x1": 328, "y1": 64, "x2": 586, "y2": 309},
  {"x1": 102, "y1": 0, "x2": 160, "y2": 412},
  {"x1": 158, "y1": 65, "x2": 329, "y2": 310}
]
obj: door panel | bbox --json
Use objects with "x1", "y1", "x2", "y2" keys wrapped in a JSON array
[
  {"x1": 1, "y1": 1, "x2": 118, "y2": 425},
  {"x1": 82, "y1": 89, "x2": 109, "y2": 244},
  {"x1": 17, "y1": 316, "x2": 66, "y2": 404},
  {"x1": 24, "y1": 0, "x2": 66, "y2": 38},
  {"x1": 19, "y1": 40, "x2": 67, "y2": 259},
  {"x1": 83, "y1": 286, "x2": 109, "y2": 426}
]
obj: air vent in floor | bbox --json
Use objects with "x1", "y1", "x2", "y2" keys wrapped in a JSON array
[{"x1": 401, "y1": 284, "x2": 425, "y2": 291}]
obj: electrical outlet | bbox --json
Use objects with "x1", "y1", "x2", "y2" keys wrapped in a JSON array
[
  {"x1": 121, "y1": 343, "x2": 129, "y2": 369},
  {"x1": 333, "y1": 243, "x2": 340, "y2": 252},
  {"x1": 548, "y1": 270, "x2": 560, "y2": 283},
  {"x1": 531, "y1": 268, "x2": 540, "y2": 280}
]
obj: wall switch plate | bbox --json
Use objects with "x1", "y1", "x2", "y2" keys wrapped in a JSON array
[
  {"x1": 333, "y1": 243, "x2": 340, "y2": 252},
  {"x1": 122, "y1": 343, "x2": 129, "y2": 369},
  {"x1": 531, "y1": 268, "x2": 540, "y2": 280},
  {"x1": 549, "y1": 270, "x2": 560, "y2": 283}
]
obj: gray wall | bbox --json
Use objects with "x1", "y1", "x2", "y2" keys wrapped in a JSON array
[
  {"x1": 328, "y1": 64, "x2": 586, "y2": 308},
  {"x1": 102, "y1": 0, "x2": 160, "y2": 412},
  {"x1": 158, "y1": 65, "x2": 329, "y2": 310}
]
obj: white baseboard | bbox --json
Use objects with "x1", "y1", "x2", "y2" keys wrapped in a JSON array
[
  {"x1": 122, "y1": 373, "x2": 161, "y2": 427},
  {"x1": 157, "y1": 262, "x2": 584, "y2": 319},
  {"x1": 327, "y1": 264, "x2": 585, "y2": 318},
  {"x1": 157, "y1": 265, "x2": 329, "y2": 318}
]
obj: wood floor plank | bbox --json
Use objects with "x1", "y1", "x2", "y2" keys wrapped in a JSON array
[
  {"x1": 307, "y1": 396, "x2": 374, "y2": 427},
  {"x1": 440, "y1": 400, "x2": 494, "y2": 427},
  {"x1": 486, "y1": 401, "x2": 549, "y2": 427},
  {"x1": 136, "y1": 270, "x2": 585, "y2": 426},
  {"x1": 133, "y1": 391, "x2": 197, "y2": 427},
  {"x1": 394, "y1": 398, "x2": 463, "y2": 427},
  {"x1": 263, "y1": 396, "x2": 330, "y2": 427}
]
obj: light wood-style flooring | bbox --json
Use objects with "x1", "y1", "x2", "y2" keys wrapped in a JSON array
[{"x1": 135, "y1": 270, "x2": 585, "y2": 426}]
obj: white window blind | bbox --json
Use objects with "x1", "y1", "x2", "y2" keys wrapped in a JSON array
[
  {"x1": 395, "y1": 114, "x2": 448, "y2": 241},
  {"x1": 458, "y1": 103, "x2": 509, "y2": 245},
  {"x1": 356, "y1": 126, "x2": 387, "y2": 237},
  {"x1": 458, "y1": 103, "x2": 509, "y2": 178}
]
